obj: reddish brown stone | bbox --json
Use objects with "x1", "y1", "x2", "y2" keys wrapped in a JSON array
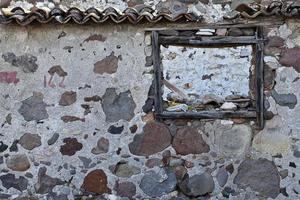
[
  {"x1": 61, "y1": 116, "x2": 85, "y2": 123},
  {"x1": 0, "y1": 0, "x2": 11, "y2": 8},
  {"x1": 114, "y1": 181, "x2": 136, "y2": 198},
  {"x1": 266, "y1": 36, "x2": 284, "y2": 48},
  {"x1": 81, "y1": 169, "x2": 111, "y2": 195},
  {"x1": 129, "y1": 122, "x2": 171, "y2": 156},
  {"x1": 172, "y1": 127, "x2": 210, "y2": 155},
  {"x1": 84, "y1": 34, "x2": 106, "y2": 42},
  {"x1": 93, "y1": 52, "x2": 118, "y2": 74},
  {"x1": 279, "y1": 47, "x2": 300, "y2": 72},
  {"x1": 59, "y1": 91, "x2": 76, "y2": 106},
  {"x1": 60, "y1": 138, "x2": 83, "y2": 156}
]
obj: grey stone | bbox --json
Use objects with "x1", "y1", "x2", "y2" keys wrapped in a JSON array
[
  {"x1": 113, "y1": 162, "x2": 141, "y2": 178},
  {"x1": 0, "y1": 173, "x2": 28, "y2": 191},
  {"x1": 219, "y1": 124, "x2": 252, "y2": 157},
  {"x1": 115, "y1": 181, "x2": 136, "y2": 198},
  {"x1": 179, "y1": 172, "x2": 215, "y2": 197},
  {"x1": 2, "y1": 52, "x2": 39, "y2": 73},
  {"x1": 279, "y1": 169, "x2": 288, "y2": 179},
  {"x1": 18, "y1": 92, "x2": 49, "y2": 122},
  {"x1": 216, "y1": 167, "x2": 228, "y2": 187},
  {"x1": 271, "y1": 90, "x2": 297, "y2": 109},
  {"x1": 102, "y1": 88, "x2": 136, "y2": 122},
  {"x1": 19, "y1": 133, "x2": 41, "y2": 150},
  {"x1": 35, "y1": 167, "x2": 64, "y2": 194},
  {"x1": 139, "y1": 168, "x2": 177, "y2": 198},
  {"x1": 78, "y1": 156, "x2": 93, "y2": 169},
  {"x1": 47, "y1": 133, "x2": 59, "y2": 145},
  {"x1": 91, "y1": 137, "x2": 109, "y2": 154},
  {"x1": 293, "y1": 150, "x2": 300, "y2": 158},
  {"x1": 6, "y1": 154, "x2": 30, "y2": 171},
  {"x1": 233, "y1": 158, "x2": 280, "y2": 198}
]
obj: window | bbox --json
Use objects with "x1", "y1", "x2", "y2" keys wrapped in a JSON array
[{"x1": 151, "y1": 27, "x2": 264, "y2": 129}]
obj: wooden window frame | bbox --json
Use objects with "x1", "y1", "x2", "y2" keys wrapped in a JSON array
[{"x1": 151, "y1": 27, "x2": 265, "y2": 129}]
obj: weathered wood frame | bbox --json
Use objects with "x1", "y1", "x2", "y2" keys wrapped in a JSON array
[{"x1": 151, "y1": 27, "x2": 265, "y2": 129}]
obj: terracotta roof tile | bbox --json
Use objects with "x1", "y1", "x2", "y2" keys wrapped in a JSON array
[
  {"x1": 0, "y1": 6, "x2": 200, "y2": 25},
  {"x1": 227, "y1": 1, "x2": 300, "y2": 19}
]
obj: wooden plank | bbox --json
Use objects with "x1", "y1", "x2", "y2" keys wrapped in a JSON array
[
  {"x1": 255, "y1": 26, "x2": 265, "y2": 129},
  {"x1": 159, "y1": 35, "x2": 260, "y2": 46},
  {"x1": 156, "y1": 111, "x2": 257, "y2": 119},
  {"x1": 152, "y1": 31, "x2": 164, "y2": 115}
]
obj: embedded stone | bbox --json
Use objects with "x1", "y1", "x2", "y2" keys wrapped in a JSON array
[
  {"x1": 81, "y1": 169, "x2": 111, "y2": 195},
  {"x1": 59, "y1": 91, "x2": 77, "y2": 106},
  {"x1": 2, "y1": 52, "x2": 38, "y2": 73},
  {"x1": 91, "y1": 137, "x2": 109, "y2": 154},
  {"x1": 19, "y1": 133, "x2": 41, "y2": 150},
  {"x1": 0, "y1": 0, "x2": 11, "y2": 8},
  {"x1": 279, "y1": 47, "x2": 300, "y2": 72},
  {"x1": 108, "y1": 124, "x2": 124, "y2": 134},
  {"x1": 271, "y1": 90, "x2": 297, "y2": 109},
  {"x1": 179, "y1": 172, "x2": 215, "y2": 197},
  {"x1": 102, "y1": 88, "x2": 136, "y2": 122},
  {"x1": 61, "y1": 115, "x2": 85, "y2": 123},
  {"x1": 172, "y1": 127, "x2": 209, "y2": 155},
  {"x1": 84, "y1": 34, "x2": 106, "y2": 42},
  {"x1": 47, "y1": 133, "x2": 59, "y2": 145},
  {"x1": 266, "y1": 36, "x2": 284, "y2": 48},
  {"x1": 9, "y1": 140, "x2": 18, "y2": 152},
  {"x1": 6, "y1": 154, "x2": 30, "y2": 171},
  {"x1": 60, "y1": 138, "x2": 83, "y2": 156},
  {"x1": 18, "y1": 92, "x2": 49, "y2": 122},
  {"x1": 129, "y1": 122, "x2": 172, "y2": 156},
  {"x1": 130, "y1": 124, "x2": 138, "y2": 133},
  {"x1": 115, "y1": 181, "x2": 136, "y2": 199},
  {"x1": 113, "y1": 162, "x2": 141, "y2": 178},
  {"x1": 253, "y1": 131, "x2": 290, "y2": 156},
  {"x1": 94, "y1": 52, "x2": 118, "y2": 74},
  {"x1": 220, "y1": 102, "x2": 237, "y2": 110},
  {"x1": 145, "y1": 158, "x2": 161, "y2": 168},
  {"x1": 216, "y1": 167, "x2": 228, "y2": 187},
  {"x1": 233, "y1": 158, "x2": 280, "y2": 198},
  {"x1": 264, "y1": 64, "x2": 276, "y2": 90},
  {"x1": 219, "y1": 124, "x2": 252, "y2": 157},
  {"x1": 35, "y1": 167, "x2": 64, "y2": 194},
  {"x1": 139, "y1": 168, "x2": 177, "y2": 198},
  {"x1": 84, "y1": 95, "x2": 101, "y2": 102},
  {"x1": 0, "y1": 141, "x2": 8, "y2": 152},
  {"x1": 0, "y1": 174, "x2": 28, "y2": 191}
]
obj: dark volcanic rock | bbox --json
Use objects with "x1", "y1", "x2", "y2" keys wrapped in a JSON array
[
  {"x1": 115, "y1": 181, "x2": 136, "y2": 198},
  {"x1": 271, "y1": 90, "x2": 297, "y2": 109},
  {"x1": 9, "y1": 140, "x2": 18, "y2": 152},
  {"x1": 108, "y1": 124, "x2": 124, "y2": 134},
  {"x1": 18, "y1": 92, "x2": 49, "y2": 122},
  {"x1": 94, "y1": 52, "x2": 118, "y2": 74},
  {"x1": 102, "y1": 88, "x2": 136, "y2": 122},
  {"x1": 19, "y1": 133, "x2": 41, "y2": 150},
  {"x1": 139, "y1": 168, "x2": 177, "y2": 198},
  {"x1": 0, "y1": 141, "x2": 8, "y2": 152},
  {"x1": 129, "y1": 122, "x2": 172, "y2": 156},
  {"x1": 2, "y1": 52, "x2": 38, "y2": 73},
  {"x1": 0, "y1": 173, "x2": 28, "y2": 191},
  {"x1": 35, "y1": 167, "x2": 64, "y2": 194},
  {"x1": 279, "y1": 47, "x2": 300, "y2": 72},
  {"x1": 47, "y1": 133, "x2": 59, "y2": 145},
  {"x1": 81, "y1": 169, "x2": 111, "y2": 195},
  {"x1": 233, "y1": 158, "x2": 280, "y2": 198},
  {"x1": 6, "y1": 154, "x2": 30, "y2": 171},
  {"x1": 179, "y1": 172, "x2": 214, "y2": 197},
  {"x1": 60, "y1": 138, "x2": 83, "y2": 156},
  {"x1": 59, "y1": 91, "x2": 77, "y2": 106},
  {"x1": 172, "y1": 127, "x2": 210, "y2": 155}
]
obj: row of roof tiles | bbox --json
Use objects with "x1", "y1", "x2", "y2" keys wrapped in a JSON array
[{"x1": 0, "y1": 1, "x2": 299, "y2": 25}]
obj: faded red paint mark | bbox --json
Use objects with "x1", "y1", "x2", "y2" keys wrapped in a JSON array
[{"x1": 0, "y1": 71, "x2": 19, "y2": 84}]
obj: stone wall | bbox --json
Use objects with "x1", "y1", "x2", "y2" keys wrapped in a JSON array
[{"x1": 0, "y1": 1, "x2": 300, "y2": 200}]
